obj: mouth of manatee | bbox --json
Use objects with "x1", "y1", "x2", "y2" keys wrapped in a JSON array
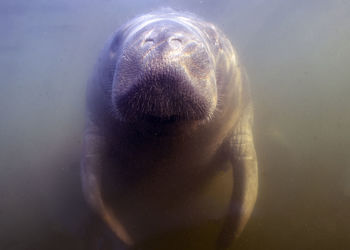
[{"x1": 114, "y1": 64, "x2": 213, "y2": 124}]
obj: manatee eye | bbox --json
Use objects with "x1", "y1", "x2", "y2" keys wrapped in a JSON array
[{"x1": 110, "y1": 32, "x2": 123, "y2": 52}]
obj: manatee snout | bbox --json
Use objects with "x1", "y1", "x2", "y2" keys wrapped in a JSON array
[{"x1": 112, "y1": 21, "x2": 217, "y2": 122}]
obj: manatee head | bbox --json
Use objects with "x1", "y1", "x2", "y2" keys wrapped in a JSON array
[{"x1": 107, "y1": 11, "x2": 221, "y2": 124}]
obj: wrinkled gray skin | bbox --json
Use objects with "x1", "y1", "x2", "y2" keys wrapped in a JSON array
[{"x1": 81, "y1": 10, "x2": 258, "y2": 250}]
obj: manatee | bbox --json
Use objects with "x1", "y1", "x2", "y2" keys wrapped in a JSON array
[{"x1": 81, "y1": 9, "x2": 258, "y2": 250}]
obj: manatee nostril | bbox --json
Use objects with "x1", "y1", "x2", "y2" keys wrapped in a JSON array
[
  {"x1": 144, "y1": 38, "x2": 154, "y2": 45},
  {"x1": 170, "y1": 37, "x2": 182, "y2": 43},
  {"x1": 169, "y1": 37, "x2": 183, "y2": 49}
]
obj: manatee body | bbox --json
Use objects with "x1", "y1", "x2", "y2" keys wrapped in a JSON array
[{"x1": 82, "y1": 9, "x2": 258, "y2": 249}]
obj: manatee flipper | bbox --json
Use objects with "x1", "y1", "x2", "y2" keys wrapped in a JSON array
[
  {"x1": 81, "y1": 120, "x2": 133, "y2": 246},
  {"x1": 81, "y1": 120, "x2": 106, "y2": 212},
  {"x1": 217, "y1": 104, "x2": 258, "y2": 249}
]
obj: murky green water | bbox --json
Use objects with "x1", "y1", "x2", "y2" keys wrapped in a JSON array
[{"x1": 1, "y1": 0, "x2": 349, "y2": 249}]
